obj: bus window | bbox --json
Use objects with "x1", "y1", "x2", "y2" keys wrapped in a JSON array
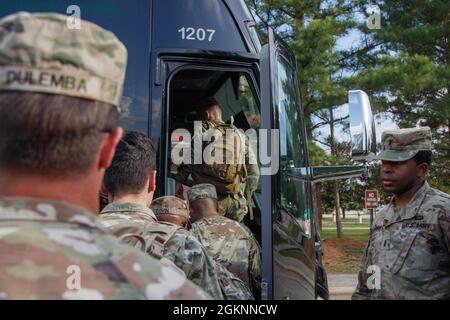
[
  {"x1": 276, "y1": 59, "x2": 306, "y2": 168},
  {"x1": 276, "y1": 57, "x2": 310, "y2": 238},
  {"x1": 238, "y1": 75, "x2": 261, "y2": 130}
]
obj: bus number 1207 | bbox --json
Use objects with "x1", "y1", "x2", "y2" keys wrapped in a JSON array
[{"x1": 178, "y1": 27, "x2": 216, "y2": 42}]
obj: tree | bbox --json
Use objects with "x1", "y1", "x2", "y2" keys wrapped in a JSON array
[
  {"x1": 247, "y1": 0, "x2": 361, "y2": 238},
  {"x1": 311, "y1": 105, "x2": 353, "y2": 237},
  {"x1": 247, "y1": 0, "x2": 357, "y2": 139},
  {"x1": 343, "y1": 0, "x2": 450, "y2": 193},
  {"x1": 246, "y1": 0, "x2": 449, "y2": 236},
  {"x1": 308, "y1": 141, "x2": 332, "y2": 231}
]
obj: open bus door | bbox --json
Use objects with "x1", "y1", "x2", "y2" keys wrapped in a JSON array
[
  {"x1": 261, "y1": 28, "x2": 319, "y2": 300},
  {"x1": 259, "y1": 28, "x2": 276, "y2": 300}
]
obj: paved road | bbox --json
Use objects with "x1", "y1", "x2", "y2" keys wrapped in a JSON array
[{"x1": 327, "y1": 273, "x2": 358, "y2": 300}]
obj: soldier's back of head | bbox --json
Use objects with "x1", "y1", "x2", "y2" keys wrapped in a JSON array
[
  {"x1": 0, "y1": 12, "x2": 208, "y2": 300},
  {"x1": 0, "y1": 12, "x2": 126, "y2": 176}
]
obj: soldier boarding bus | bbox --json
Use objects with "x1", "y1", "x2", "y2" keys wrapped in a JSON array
[{"x1": 0, "y1": 0, "x2": 377, "y2": 300}]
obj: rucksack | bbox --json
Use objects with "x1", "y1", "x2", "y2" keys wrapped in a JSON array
[
  {"x1": 116, "y1": 219, "x2": 251, "y2": 300},
  {"x1": 213, "y1": 261, "x2": 254, "y2": 300},
  {"x1": 117, "y1": 221, "x2": 186, "y2": 277},
  {"x1": 192, "y1": 122, "x2": 247, "y2": 194}
]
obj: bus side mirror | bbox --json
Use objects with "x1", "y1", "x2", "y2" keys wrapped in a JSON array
[{"x1": 348, "y1": 90, "x2": 377, "y2": 161}]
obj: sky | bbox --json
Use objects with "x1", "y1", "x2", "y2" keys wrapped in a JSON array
[
  {"x1": 312, "y1": 25, "x2": 399, "y2": 152},
  {"x1": 325, "y1": 26, "x2": 399, "y2": 148},
  {"x1": 250, "y1": 4, "x2": 399, "y2": 150}
]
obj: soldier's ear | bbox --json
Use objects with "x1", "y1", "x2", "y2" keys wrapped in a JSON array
[
  {"x1": 417, "y1": 162, "x2": 429, "y2": 178},
  {"x1": 214, "y1": 199, "x2": 219, "y2": 212},
  {"x1": 98, "y1": 127, "x2": 123, "y2": 170},
  {"x1": 205, "y1": 110, "x2": 212, "y2": 121},
  {"x1": 148, "y1": 170, "x2": 157, "y2": 193},
  {"x1": 100, "y1": 183, "x2": 108, "y2": 195}
]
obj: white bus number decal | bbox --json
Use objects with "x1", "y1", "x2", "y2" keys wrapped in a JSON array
[{"x1": 178, "y1": 27, "x2": 216, "y2": 42}]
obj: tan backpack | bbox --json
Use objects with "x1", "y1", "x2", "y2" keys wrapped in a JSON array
[{"x1": 192, "y1": 122, "x2": 247, "y2": 194}]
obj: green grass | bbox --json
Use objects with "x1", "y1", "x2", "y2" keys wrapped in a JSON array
[
  {"x1": 322, "y1": 223, "x2": 370, "y2": 228},
  {"x1": 320, "y1": 228, "x2": 370, "y2": 242},
  {"x1": 322, "y1": 217, "x2": 369, "y2": 225},
  {"x1": 324, "y1": 259, "x2": 362, "y2": 274}
]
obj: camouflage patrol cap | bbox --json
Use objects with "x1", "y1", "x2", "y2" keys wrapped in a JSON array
[
  {"x1": 375, "y1": 127, "x2": 432, "y2": 162},
  {"x1": 0, "y1": 12, "x2": 127, "y2": 109},
  {"x1": 151, "y1": 196, "x2": 189, "y2": 219},
  {"x1": 187, "y1": 183, "x2": 218, "y2": 203}
]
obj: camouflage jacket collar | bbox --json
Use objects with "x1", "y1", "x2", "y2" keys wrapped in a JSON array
[
  {"x1": 101, "y1": 202, "x2": 157, "y2": 222},
  {"x1": 195, "y1": 213, "x2": 223, "y2": 224},
  {"x1": 203, "y1": 120, "x2": 226, "y2": 129},
  {"x1": 384, "y1": 181, "x2": 430, "y2": 224},
  {"x1": 0, "y1": 196, "x2": 99, "y2": 228},
  {"x1": 205, "y1": 119, "x2": 225, "y2": 125}
]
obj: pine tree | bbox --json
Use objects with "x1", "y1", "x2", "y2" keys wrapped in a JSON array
[{"x1": 344, "y1": 0, "x2": 450, "y2": 192}]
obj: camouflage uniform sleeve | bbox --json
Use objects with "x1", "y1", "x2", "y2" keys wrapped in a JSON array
[
  {"x1": 214, "y1": 261, "x2": 255, "y2": 300},
  {"x1": 248, "y1": 232, "x2": 262, "y2": 296},
  {"x1": 164, "y1": 233, "x2": 225, "y2": 300},
  {"x1": 437, "y1": 196, "x2": 450, "y2": 255},
  {"x1": 117, "y1": 242, "x2": 213, "y2": 300},
  {"x1": 244, "y1": 135, "x2": 259, "y2": 193},
  {"x1": 75, "y1": 229, "x2": 213, "y2": 300},
  {"x1": 351, "y1": 239, "x2": 372, "y2": 300},
  {"x1": 172, "y1": 122, "x2": 207, "y2": 183}
]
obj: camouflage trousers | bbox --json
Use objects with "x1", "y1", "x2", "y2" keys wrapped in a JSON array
[{"x1": 218, "y1": 193, "x2": 248, "y2": 222}]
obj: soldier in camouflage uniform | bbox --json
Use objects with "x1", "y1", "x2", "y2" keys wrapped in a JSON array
[
  {"x1": 173, "y1": 97, "x2": 260, "y2": 222},
  {"x1": 188, "y1": 184, "x2": 262, "y2": 298},
  {"x1": 0, "y1": 12, "x2": 209, "y2": 299},
  {"x1": 152, "y1": 196, "x2": 191, "y2": 229},
  {"x1": 99, "y1": 131, "x2": 224, "y2": 299},
  {"x1": 352, "y1": 127, "x2": 450, "y2": 300},
  {"x1": 212, "y1": 260, "x2": 255, "y2": 300},
  {"x1": 151, "y1": 196, "x2": 254, "y2": 300}
]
